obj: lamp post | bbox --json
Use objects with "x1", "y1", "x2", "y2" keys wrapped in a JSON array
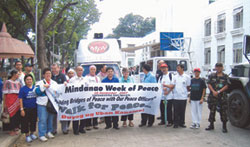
[{"x1": 35, "y1": 0, "x2": 41, "y2": 65}]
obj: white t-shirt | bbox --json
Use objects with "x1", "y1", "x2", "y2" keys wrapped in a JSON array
[
  {"x1": 84, "y1": 75, "x2": 101, "y2": 83},
  {"x1": 68, "y1": 76, "x2": 86, "y2": 84},
  {"x1": 158, "y1": 73, "x2": 174, "y2": 100},
  {"x1": 173, "y1": 73, "x2": 191, "y2": 100}
]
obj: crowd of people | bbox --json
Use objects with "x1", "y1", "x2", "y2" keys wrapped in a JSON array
[{"x1": 0, "y1": 60, "x2": 230, "y2": 143}]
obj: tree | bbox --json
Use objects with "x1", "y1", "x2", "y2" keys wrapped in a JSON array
[
  {"x1": 106, "y1": 13, "x2": 155, "y2": 38},
  {"x1": 0, "y1": 0, "x2": 100, "y2": 69}
]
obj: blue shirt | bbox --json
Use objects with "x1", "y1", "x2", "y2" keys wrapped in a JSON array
[
  {"x1": 120, "y1": 76, "x2": 134, "y2": 83},
  {"x1": 102, "y1": 76, "x2": 119, "y2": 83},
  {"x1": 19, "y1": 86, "x2": 37, "y2": 108},
  {"x1": 143, "y1": 72, "x2": 157, "y2": 83}
]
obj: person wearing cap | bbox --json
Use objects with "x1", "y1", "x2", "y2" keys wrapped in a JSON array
[
  {"x1": 189, "y1": 68, "x2": 206, "y2": 129},
  {"x1": 172, "y1": 64, "x2": 191, "y2": 128},
  {"x1": 158, "y1": 63, "x2": 174, "y2": 126},
  {"x1": 156, "y1": 60, "x2": 165, "y2": 82},
  {"x1": 206, "y1": 63, "x2": 229, "y2": 133},
  {"x1": 24, "y1": 63, "x2": 36, "y2": 85}
]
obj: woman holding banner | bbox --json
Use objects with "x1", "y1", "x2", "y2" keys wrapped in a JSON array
[
  {"x1": 34, "y1": 68, "x2": 58, "y2": 142},
  {"x1": 139, "y1": 64, "x2": 157, "y2": 127},
  {"x1": 120, "y1": 68, "x2": 135, "y2": 127}
]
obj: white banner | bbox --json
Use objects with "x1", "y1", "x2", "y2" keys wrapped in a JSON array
[{"x1": 50, "y1": 83, "x2": 162, "y2": 121}]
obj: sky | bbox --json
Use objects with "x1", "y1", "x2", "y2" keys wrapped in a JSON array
[{"x1": 87, "y1": 0, "x2": 158, "y2": 39}]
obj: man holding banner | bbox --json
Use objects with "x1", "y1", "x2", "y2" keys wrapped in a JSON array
[
  {"x1": 102, "y1": 67, "x2": 120, "y2": 130},
  {"x1": 68, "y1": 66, "x2": 86, "y2": 135},
  {"x1": 84, "y1": 65, "x2": 100, "y2": 130}
]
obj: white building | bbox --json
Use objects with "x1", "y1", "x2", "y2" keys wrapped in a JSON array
[{"x1": 201, "y1": 0, "x2": 250, "y2": 75}]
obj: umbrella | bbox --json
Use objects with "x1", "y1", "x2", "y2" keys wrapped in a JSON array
[{"x1": 0, "y1": 23, "x2": 34, "y2": 58}]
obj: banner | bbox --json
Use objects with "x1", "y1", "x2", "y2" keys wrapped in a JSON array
[{"x1": 50, "y1": 83, "x2": 162, "y2": 121}]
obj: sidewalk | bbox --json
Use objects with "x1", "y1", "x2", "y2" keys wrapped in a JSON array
[{"x1": 0, "y1": 123, "x2": 21, "y2": 147}]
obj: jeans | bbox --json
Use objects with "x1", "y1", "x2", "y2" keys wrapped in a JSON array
[{"x1": 37, "y1": 105, "x2": 54, "y2": 137}]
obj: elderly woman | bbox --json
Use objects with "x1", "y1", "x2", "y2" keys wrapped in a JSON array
[
  {"x1": 34, "y1": 68, "x2": 58, "y2": 142},
  {"x1": 3, "y1": 69, "x2": 21, "y2": 136},
  {"x1": 19, "y1": 74, "x2": 38, "y2": 142},
  {"x1": 120, "y1": 68, "x2": 134, "y2": 127}
]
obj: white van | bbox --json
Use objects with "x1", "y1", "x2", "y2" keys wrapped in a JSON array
[
  {"x1": 75, "y1": 39, "x2": 122, "y2": 78},
  {"x1": 137, "y1": 57, "x2": 192, "y2": 82}
]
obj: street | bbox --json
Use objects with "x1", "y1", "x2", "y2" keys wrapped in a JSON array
[{"x1": 14, "y1": 102, "x2": 250, "y2": 147}]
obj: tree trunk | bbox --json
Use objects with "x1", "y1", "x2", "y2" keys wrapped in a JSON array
[{"x1": 37, "y1": 25, "x2": 48, "y2": 69}]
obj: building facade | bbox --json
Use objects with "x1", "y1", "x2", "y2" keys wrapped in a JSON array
[{"x1": 202, "y1": 0, "x2": 250, "y2": 74}]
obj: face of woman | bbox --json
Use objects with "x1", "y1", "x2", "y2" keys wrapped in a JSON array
[
  {"x1": 13, "y1": 73, "x2": 19, "y2": 80},
  {"x1": 123, "y1": 71, "x2": 129, "y2": 78},
  {"x1": 25, "y1": 76, "x2": 33, "y2": 86},
  {"x1": 43, "y1": 71, "x2": 52, "y2": 81}
]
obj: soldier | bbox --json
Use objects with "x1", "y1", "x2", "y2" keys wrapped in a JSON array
[{"x1": 206, "y1": 63, "x2": 229, "y2": 133}]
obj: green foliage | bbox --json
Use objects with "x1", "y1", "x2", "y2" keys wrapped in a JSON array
[
  {"x1": 107, "y1": 13, "x2": 155, "y2": 38},
  {"x1": 0, "y1": 0, "x2": 100, "y2": 64}
]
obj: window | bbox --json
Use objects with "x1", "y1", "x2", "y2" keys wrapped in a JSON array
[
  {"x1": 204, "y1": 47, "x2": 211, "y2": 65},
  {"x1": 164, "y1": 61, "x2": 177, "y2": 71},
  {"x1": 217, "y1": 13, "x2": 226, "y2": 33},
  {"x1": 217, "y1": 45, "x2": 225, "y2": 63},
  {"x1": 209, "y1": 0, "x2": 215, "y2": 4},
  {"x1": 233, "y1": 42, "x2": 242, "y2": 63},
  {"x1": 204, "y1": 19, "x2": 211, "y2": 36},
  {"x1": 233, "y1": 7, "x2": 243, "y2": 29}
]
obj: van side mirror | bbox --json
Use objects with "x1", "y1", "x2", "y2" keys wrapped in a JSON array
[{"x1": 243, "y1": 35, "x2": 250, "y2": 63}]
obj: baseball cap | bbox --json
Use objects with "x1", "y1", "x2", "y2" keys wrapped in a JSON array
[
  {"x1": 193, "y1": 68, "x2": 201, "y2": 72},
  {"x1": 25, "y1": 63, "x2": 33, "y2": 67},
  {"x1": 160, "y1": 63, "x2": 168, "y2": 68},
  {"x1": 215, "y1": 63, "x2": 223, "y2": 67}
]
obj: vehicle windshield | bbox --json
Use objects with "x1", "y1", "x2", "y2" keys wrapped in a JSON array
[{"x1": 82, "y1": 64, "x2": 122, "y2": 79}]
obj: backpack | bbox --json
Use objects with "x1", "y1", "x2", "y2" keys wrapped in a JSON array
[{"x1": 159, "y1": 72, "x2": 172, "y2": 83}]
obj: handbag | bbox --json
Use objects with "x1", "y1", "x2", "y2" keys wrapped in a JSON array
[
  {"x1": 1, "y1": 107, "x2": 10, "y2": 124},
  {"x1": 46, "y1": 99, "x2": 57, "y2": 114}
]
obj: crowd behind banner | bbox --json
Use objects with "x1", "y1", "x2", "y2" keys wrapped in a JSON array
[{"x1": 0, "y1": 60, "x2": 230, "y2": 143}]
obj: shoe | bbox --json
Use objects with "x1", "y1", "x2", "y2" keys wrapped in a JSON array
[
  {"x1": 139, "y1": 124, "x2": 146, "y2": 127},
  {"x1": 63, "y1": 131, "x2": 69, "y2": 135},
  {"x1": 147, "y1": 124, "x2": 153, "y2": 127},
  {"x1": 167, "y1": 123, "x2": 173, "y2": 127},
  {"x1": 52, "y1": 131, "x2": 57, "y2": 135},
  {"x1": 195, "y1": 124, "x2": 200, "y2": 129},
  {"x1": 173, "y1": 125, "x2": 178, "y2": 128},
  {"x1": 73, "y1": 132, "x2": 79, "y2": 135},
  {"x1": 157, "y1": 117, "x2": 161, "y2": 120},
  {"x1": 190, "y1": 124, "x2": 196, "y2": 129},
  {"x1": 113, "y1": 127, "x2": 120, "y2": 130},
  {"x1": 128, "y1": 122, "x2": 134, "y2": 127},
  {"x1": 222, "y1": 128, "x2": 228, "y2": 133},
  {"x1": 47, "y1": 132, "x2": 55, "y2": 139},
  {"x1": 26, "y1": 136, "x2": 32, "y2": 143},
  {"x1": 39, "y1": 136, "x2": 48, "y2": 142},
  {"x1": 105, "y1": 126, "x2": 111, "y2": 129},
  {"x1": 93, "y1": 126, "x2": 99, "y2": 129},
  {"x1": 205, "y1": 125, "x2": 214, "y2": 131},
  {"x1": 79, "y1": 129, "x2": 86, "y2": 134},
  {"x1": 86, "y1": 126, "x2": 91, "y2": 131},
  {"x1": 30, "y1": 134, "x2": 38, "y2": 140},
  {"x1": 179, "y1": 124, "x2": 187, "y2": 128},
  {"x1": 122, "y1": 122, "x2": 127, "y2": 127},
  {"x1": 158, "y1": 122, "x2": 165, "y2": 125}
]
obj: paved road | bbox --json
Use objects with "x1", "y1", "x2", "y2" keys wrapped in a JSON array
[{"x1": 14, "y1": 102, "x2": 250, "y2": 147}]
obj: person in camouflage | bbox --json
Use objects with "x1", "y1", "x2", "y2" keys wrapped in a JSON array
[{"x1": 205, "y1": 63, "x2": 229, "y2": 133}]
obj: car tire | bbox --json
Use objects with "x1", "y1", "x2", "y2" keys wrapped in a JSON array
[{"x1": 228, "y1": 89, "x2": 250, "y2": 128}]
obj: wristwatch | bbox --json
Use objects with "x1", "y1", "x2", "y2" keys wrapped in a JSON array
[
  {"x1": 218, "y1": 90, "x2": 220, "y2": 94},
  {"x1": 20, "y1": 108, "x2": 24, "y2": 111}
]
